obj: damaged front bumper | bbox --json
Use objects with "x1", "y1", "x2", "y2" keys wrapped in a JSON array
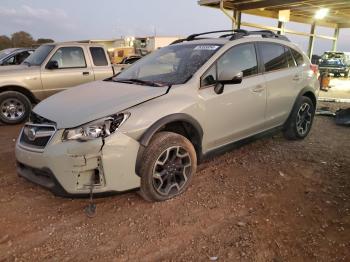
[{"x1": 15, "y1": 128, "x2": 141, "y2": 197}]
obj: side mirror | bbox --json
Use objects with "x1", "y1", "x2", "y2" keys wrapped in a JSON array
[
  {"x1": 214, "y1": 70, "x2": 243, "y2": 94},
  {"x1": 46, "y1": 60, "x2": 59, "y2": 69}
]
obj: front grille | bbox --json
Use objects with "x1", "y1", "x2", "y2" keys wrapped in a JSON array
[
  {"x1": 19, "y1": 124, "x2": 56, "y2": 152},
  {"x1": 30, "y1": 112, "x2": 56, "y2": 125}
]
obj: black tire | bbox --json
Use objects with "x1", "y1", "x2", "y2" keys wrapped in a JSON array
[
  {"x1": 139, "y1": 132, "x2": 197, "y2": 202},
  {"x1": 283, "y1": 96, "x2": 315, "y2": 140},
  {"x1": 0, "y1": 91, "x2": 31, "y2": 125}
]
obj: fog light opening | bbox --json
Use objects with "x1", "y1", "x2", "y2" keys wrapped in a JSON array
[{"x1": 93, "y1": 169, "x2": 101, "y2": 185}]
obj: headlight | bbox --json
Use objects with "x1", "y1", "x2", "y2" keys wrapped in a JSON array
[{"x1": 62, "y1": 113, "x2": 130, "y2": 141}]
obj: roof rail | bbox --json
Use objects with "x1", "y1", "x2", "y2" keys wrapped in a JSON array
[
  {"x1": 243, "y1": 30, "x2": 290, "y2": 41},
  {"x1": 170, "y1": 30, "x2": 238, "y2": 45},
  {"x1": 170, "y1": 29, "x2": 290, "y2": 45}
]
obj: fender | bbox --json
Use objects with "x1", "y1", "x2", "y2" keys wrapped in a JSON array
[
  {"x1": 135, "y1": 113, "x2": 203, "y2": 176},
  {"x1": 139, "y1": 113, "x2": 203, "y2": 147},
  {"x1": 0, "y1": 85, "x2": 37, "y2": 103}
]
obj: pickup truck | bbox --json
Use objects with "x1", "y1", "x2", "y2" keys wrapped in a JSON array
[
  {"x1": 0, "y1": 42, "x2": 122, "y2": 124},
  {"x1": 318, "y1": 51, "x2": 350, "y2": 78}
]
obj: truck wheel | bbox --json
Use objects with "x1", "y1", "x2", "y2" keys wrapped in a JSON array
[
  {"x1": 139, "y1": 132, "x2": 197, "y2": 202},
  {"x1": 283, "y1": 96, "x2": 315, "y2": 140},
  {"x1": 0, "y1": 91, "x2": 31, "y2": 125}
]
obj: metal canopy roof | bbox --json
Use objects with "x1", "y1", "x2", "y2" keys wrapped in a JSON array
[{"x1": 199, "y1": 0, "x2": 350, "y2": 28}]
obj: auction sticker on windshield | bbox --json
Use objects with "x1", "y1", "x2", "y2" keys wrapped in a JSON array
[{"x1": 194, "y1": 45, "x2": 220, "y2": 51}]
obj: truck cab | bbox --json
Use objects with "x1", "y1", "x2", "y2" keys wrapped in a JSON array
[{"x1": 0, "y1": 42, "x2": 117, "y2": 124}]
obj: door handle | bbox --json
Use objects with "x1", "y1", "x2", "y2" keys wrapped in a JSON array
[
  {"x1": 252, "y1": 85, "x2": 264, "y2": 93},
  {"x1": 82, "y1": 72, "x2": 90, "y2": 76},
  {"x1": 293, "y1": 75, "x2": 300, "y2": 81}
]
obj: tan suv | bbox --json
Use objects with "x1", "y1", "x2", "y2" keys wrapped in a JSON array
[
  {"x1": 15, "y1": 30, "x2": 319, "y2": 201},
  {"x1": 0, "y1": 42, "x2": 118, "y2": 124}
]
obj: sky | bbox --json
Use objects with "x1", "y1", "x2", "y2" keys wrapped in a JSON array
[{"x1": 0, "y1": 0, "x2": 349, "y2": 55}]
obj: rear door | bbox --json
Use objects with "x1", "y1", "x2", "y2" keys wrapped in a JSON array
[
  {"x1": 200, "y1": 43, "x2": 267, "y2": 150},
  {"x1": 89, "y1": 46, "x2": 114, "y2": 80},
  {"x1": 258, "y1": 42, "x2": 299, "y2": 127},
  {"x1": 40, "y1": 46, "x2": 94, "y2": 97}
]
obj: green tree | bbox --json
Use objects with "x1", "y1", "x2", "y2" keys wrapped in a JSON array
[
  {"x1": 11, "y1": 31, "x2": 34, "y2": 48},
  {"x1": 0, "y1": 35, "x2": 12, "y2": 50},
  {"x1": 36, "y1": 38, "x2": 54, "y2": 45}
]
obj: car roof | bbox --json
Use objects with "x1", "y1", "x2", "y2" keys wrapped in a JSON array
[{"x1": 42, "y1": 42, "x2": 105, "y2": 48}]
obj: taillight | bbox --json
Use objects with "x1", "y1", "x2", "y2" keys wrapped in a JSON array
[{"x1": 310, "y1": 64, "x2": 318, "y2": 74}]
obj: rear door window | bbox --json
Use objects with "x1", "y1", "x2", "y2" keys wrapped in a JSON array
[
  {"x1": 259, "y1": 43, "x2": 288, "y2": 72},
  {"x1": 90, "y1": 47, "x2": 108, "y2": 66}
]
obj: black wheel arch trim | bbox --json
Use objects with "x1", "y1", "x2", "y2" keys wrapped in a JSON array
[
  {"x1": 284, "y1": 86, "x2": 317, "y2": 128},
  {"x1": 135, "y1": 113, "x2": 204, "y2": 176},
  {"x1": 139, "y1": 113, "x2": 203, "y2": 147}
]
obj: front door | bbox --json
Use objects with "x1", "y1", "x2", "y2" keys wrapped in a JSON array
[
  {"x1": 199, "y1": 43, "x2": 267, "y2": 151},
  {"x1": 41, "y1": 46, "x2": 94, "y2": 98}
]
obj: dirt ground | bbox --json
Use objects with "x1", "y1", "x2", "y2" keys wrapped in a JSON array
[
  {"x1": 0, "y1": 102, "x2": 349, "y2": 262},
  {"x1": 319, "y1": 77, "x2": 350, "y2": 101}
]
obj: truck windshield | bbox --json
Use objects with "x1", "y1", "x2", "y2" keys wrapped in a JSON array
[
  {"x1": 113, "y1": 43, "x2": 222, "y2": 86},
  {"x1": 24, "y1": 45, "x2": 55, "y2": 66}
]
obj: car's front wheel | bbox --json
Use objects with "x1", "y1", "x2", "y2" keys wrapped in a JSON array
[
  {"x1": 0, "y1": 91, "x2": 31, "y2": 125},
  {"x1": 139, "y1": 132, "x2": 197, "y2": 202},
  {"x1": 283, "y1": 96, "x2": 315, "y2": 140}
]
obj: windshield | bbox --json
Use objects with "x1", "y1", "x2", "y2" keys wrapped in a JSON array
[
  {"x1": 24, "y1": 45, "x2": 55, "y2": 66},
  {"x1": 0, "y1": 48, "x2": 16, "y2": 60},
  {"x1": 113, "y1": 43, "x2": 222, "y2": 86}
]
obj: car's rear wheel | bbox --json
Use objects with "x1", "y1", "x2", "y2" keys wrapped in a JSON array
[
  {"x1": 0, "y1": 91, "x2": 31, "y2": 125},
  {"x1": 139, "y1": 132, "x2": 197, "y2": 202},
  {"x1": 283, "y1": 96, "x2": 315, "y2": 140}
]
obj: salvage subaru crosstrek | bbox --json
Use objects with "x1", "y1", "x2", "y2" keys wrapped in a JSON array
[{"x1": 16, "y1": 30, "x2": 319, "y2": 201}]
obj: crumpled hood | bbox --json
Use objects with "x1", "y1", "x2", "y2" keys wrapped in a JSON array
[
  {"x1": 0, "y1": 64, "x2": 40, "y2": 76},
  {"x1": 33, "y1": 80, "x2": 168, "y2": 128}
]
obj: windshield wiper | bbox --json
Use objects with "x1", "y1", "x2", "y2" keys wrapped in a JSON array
[{"x1": 113, "y1": 78, "x2": 165, "y2": 87}]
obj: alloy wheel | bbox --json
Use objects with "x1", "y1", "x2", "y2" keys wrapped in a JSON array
[
  {"x1": 296, "y1": 102, "x2": 312, "y2": 136},
  {"x1": 0, "y1": 98, "x2": 25, "y2": 121},
  {"x1": 152, "y1": 146, "x2": 192, "y2": 197}
]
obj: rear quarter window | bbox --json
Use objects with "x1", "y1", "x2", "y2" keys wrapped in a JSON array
[
  {"x1": 90, "y1": 47, "x2": 108, "y2": 66},
  {"x1": 290, "y1": 48, "x2": 304, "y2": 66}
]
